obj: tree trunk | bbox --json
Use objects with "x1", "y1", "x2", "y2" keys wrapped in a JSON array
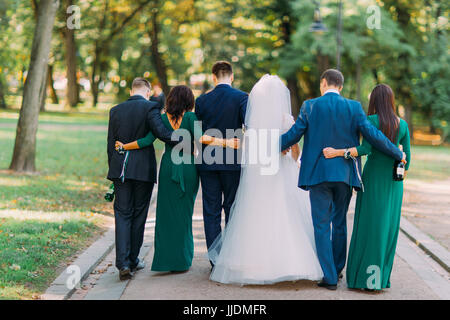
[
  {"x1": 9, "y1": 0, "x2": 59, "y2": 172},
  {"x1": 39, "y1": 65, "x2": 49, "y2": 112},
  {"x1": 47, "y1": 64, "x2": 58, "y2": 104},
  {"x1": 148, "y1": 3, "x2": 170, "y2": 97},
  {"x1": 404, "y1": 103, "x2": 414, "y2": 138},
  {"x1": 317, "y1": 53, "x2": 329, "y2": 76},
  {"x1": 287, "y1": 76, "x2": 301, "y2": 118},
  {"x1": 0, "y1": 77, "x2": 7, "y2": 109},
  {"x1": 65, "y1": 0, "x2": 79, "y2": 107}
]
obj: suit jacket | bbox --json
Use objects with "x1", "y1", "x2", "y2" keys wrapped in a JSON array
[
  {"x1": 195, "y1": 84, "x2": 248, "y2": 171},
  {"x1": 281, "y1": 92, "x2": 403, "y2": 190},
  {"x1": 107, "y1": 95, "x2": 175, "y2": 183},
  {"x1": 150, "y1": 92, "x2": 165, "y2": 111}
]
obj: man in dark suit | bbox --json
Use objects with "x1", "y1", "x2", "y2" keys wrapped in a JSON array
[
  {"x1": 107, "y1": 78, "x2": 175, "y2": 280},
  {"x1": 195, "y1": 61, "x2": 248, "y2": 263},
  {"x1": 281, "y1": 69, "x2": 405, "y2": 290}
]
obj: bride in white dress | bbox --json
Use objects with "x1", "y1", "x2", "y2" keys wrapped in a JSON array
[{"x1": 208, "y1": 74, "x2": 323, "y2": 285}]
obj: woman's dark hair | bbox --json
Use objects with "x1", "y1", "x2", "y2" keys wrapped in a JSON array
[
  {"x1": 368, "y1": 84, "x2": 399, "y2": 144},
  {"x1": 165, "y1": 85, "x2": 195, "y2": 125}
]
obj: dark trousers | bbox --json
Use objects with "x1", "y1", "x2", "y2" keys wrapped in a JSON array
[
  {"x1": 113, "y1": 179, "x2": 154, "y2": 270},
  {"x1": 199, "y1": 170, "x2": 241, "y2": 251},
  {"x1": 309, "y1": 182, "x2": 353, "y2": 285}
]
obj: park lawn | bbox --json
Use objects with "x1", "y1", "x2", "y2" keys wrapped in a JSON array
[
  {"x1": 0, "y1": 110, "x2": 165, "y2": 299},
  {"x1": 407, "y1": 145, "x2": 450, "y2": 181},
  {"x1": 0, "y1": 111, "x2": 114, "y2": 299},
  {"x1": 0, "y1": 215, "x2": 101, "y2": 300}
]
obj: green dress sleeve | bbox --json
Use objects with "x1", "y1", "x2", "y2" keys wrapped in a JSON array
[
  {"x1": 356, "y1": 116, "x2": 376, "y2": 156},
  {"x1": 137, "y1": 131, "x2": 156, "y2": 148},
  {"x1": 356, "y1": 136, "x2": 373, "y2": 157},
  {"x1": 400, "y1": 121, "x2": 411, "y2": 170},
  {"x1": 188, "y1": 112, "x2": 204, "y2": 141}
]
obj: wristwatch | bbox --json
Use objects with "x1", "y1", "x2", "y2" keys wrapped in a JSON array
[{"x1": 344, "y1": 149, "x2": 351, "y2": 160}]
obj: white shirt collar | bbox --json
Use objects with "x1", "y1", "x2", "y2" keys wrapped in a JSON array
[{"x1": 324, "y1": 89, "x2": 340, "y2": 95}]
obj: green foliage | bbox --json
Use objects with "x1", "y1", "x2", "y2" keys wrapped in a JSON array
[{"x1": 0, "y1": 0, "x2": 448, "y2": 128}]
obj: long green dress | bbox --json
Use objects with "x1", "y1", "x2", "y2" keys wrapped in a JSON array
[
  {"x1": 137, "y1": 112, "x2": 201, "y2": 271},
  {"x1": 346, "y1": 114, "x2": 411, "y2": 290}
]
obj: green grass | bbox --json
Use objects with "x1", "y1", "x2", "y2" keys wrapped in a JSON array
[
  {"x1": 407, "y1": 145, "x2": 450, "y2": 181},
  {"x1": 0, "y1": 110, "x2": 112, "y2": 299},
  {"x1": 0, "y1": 109, "x2": 166, "y2": 299},
  {"x1": 0, "y1": 217, "x2": 100, "y2": 300},
  {"x1": 0, "y1": 118, "x2": 109, "y2": 213}
]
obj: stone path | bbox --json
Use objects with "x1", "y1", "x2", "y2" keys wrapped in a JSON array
[
  {"x1": 403, "y1": 178, "x2": 450, "y2": 250},
  {"x1": 71, "y1": 190, "x2": 450, "y2": 300}
]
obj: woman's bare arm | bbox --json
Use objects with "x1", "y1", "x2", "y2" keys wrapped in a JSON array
[
  {"x1": 199, "y1": 136, "x2": 240, "y2": 149},
  {"x1": 291, "y1": 143, "x2": 300, "y2": 161},
  {"x1": 115, "y1": 140, "x2": 140, "y2": 151},
  {"x1": 322, "y1": 147, "x2": 358, "y2": 159}
]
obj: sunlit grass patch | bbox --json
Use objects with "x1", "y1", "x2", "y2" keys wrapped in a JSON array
[
  {"x1": 0, "y1": 112, "x2": 110, "y2": 299},
  {"x1": 0, "y1": 216, "x2": 100, "y2": 300},
  {"x1": 407, "y1": 145, "x2": 450, "y2": 181}
]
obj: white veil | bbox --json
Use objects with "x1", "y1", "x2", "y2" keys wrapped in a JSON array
[
  {"x1": 208, "y1": 74, "x2": 322, "y2": 284},
  {"x1": 244, "y1": 74, "x2": 292, "y2": 130},
  {"x1": 241, "y1": 74, "x2": 295, "y2": 173}
]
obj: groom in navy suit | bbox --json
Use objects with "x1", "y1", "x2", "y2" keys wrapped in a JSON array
[
  {"x1": 195, "y1": 61, "x2": 248, "y2": 265},
  {"x1": 281, "y1": 69, "x2": 405, "y2": 289}
]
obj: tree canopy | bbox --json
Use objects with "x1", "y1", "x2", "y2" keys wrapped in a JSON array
[{"x1": 1, "y1": 0, "x2": 449, "y2": 171}]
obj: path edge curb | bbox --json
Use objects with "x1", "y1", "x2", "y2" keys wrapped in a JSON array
[
  {"x1": 41, "y1": 196, "x2": 157, "y2": 300},
  {"x1": 400, "y1": 216, "x2": 450, "y2": 273}
]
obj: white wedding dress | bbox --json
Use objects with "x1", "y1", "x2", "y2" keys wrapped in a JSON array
[{"x1": 208, "y1": 75, "x2": 323, "y2": 285}]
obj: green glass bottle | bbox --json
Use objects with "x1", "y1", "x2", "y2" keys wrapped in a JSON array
[{"x1": 104, "y1": 183, "x2": 115, "y2": 202}]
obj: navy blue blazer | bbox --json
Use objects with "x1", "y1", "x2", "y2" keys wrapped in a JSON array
[
  {"x1": 281, "y1": 92, "x2": 403, "y2": 190},
  {"x1": 195, "y1": 84, "x2": 248, "y2": 171}
]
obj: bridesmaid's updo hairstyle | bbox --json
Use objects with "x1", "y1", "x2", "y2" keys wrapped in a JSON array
[
  {"x1": 165, "y1": 85, "x2": 195, "y2": 125},
  {"x1": 368, "y1": 84, "x2": 399, "y2": 144}
]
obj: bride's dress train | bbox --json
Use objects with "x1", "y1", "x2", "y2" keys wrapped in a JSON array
[{"x1": 208, "y1": 75, "x2": 323, "y2": 285}]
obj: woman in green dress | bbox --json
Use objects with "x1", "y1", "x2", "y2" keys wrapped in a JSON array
[
  {"x1": 115, "y1": 85, "x2": 239, "y2": 272},
  {"x1": 322, "y1": 84, "x2": 411, "y2": 291}
]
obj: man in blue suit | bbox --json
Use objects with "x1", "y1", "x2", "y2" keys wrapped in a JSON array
[
  {"x1": 281, "y1": 69, "x2": 405, "y2": 290},
  {"x1": 195, "y1": 61, "x2": 248, "y2": 265}
]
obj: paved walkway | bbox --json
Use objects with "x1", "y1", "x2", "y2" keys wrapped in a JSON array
[
  {"x1": 71, "y1": 190, "x2": 450, "y2": 300},
  {"x1": 403, "y1": 178, "x2": 450, "y2": 250}
]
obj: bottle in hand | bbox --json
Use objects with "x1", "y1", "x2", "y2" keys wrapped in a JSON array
[
  {"x1": 105, "y1": 183, "x2": 115, "y2": 202},
  {"x1": 393, "y1": 160, "x2": 405, "y2": 181},
  {"x1": 393, "y1": 145, "x2": 405, "y2": 181}
]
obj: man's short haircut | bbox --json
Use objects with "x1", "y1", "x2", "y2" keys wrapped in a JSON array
[
  {"x1": 132, "y1": 77, "x2": 151, "y2": 91},
  {"x1": 320, "y1": 69, "x2": 344, "y2": 87},
  {"x1": 212, "y1": 61, "x2": 233, "y2": 79}
]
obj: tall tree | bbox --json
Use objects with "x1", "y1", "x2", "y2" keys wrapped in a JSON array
[
  {"x1": 63, "y1": 0, "x2": 80, "y2": 107},
  {"x1": 89, "y1": 0, "x2": 152, "y2": 107},
  {"x1": 0, "y1": 77, "x2": 7, "y2": 109},
  {"x1": 9, "y1": 0, "x2": 60, "y2": 172},
  {"x1": 148, "y1": 0, "x2": 170, "y2": 97}
]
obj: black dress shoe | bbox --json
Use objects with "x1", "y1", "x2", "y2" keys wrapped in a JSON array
[
  {"x1": 317, "y1": 281, "x2": 337, "y2": 290},
  {"x1": 131, "y1": 261, "x2": 145, "y2": 272},
  {"x1": 119, "y1": 267, "x2": 133, "y2": 281}
]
